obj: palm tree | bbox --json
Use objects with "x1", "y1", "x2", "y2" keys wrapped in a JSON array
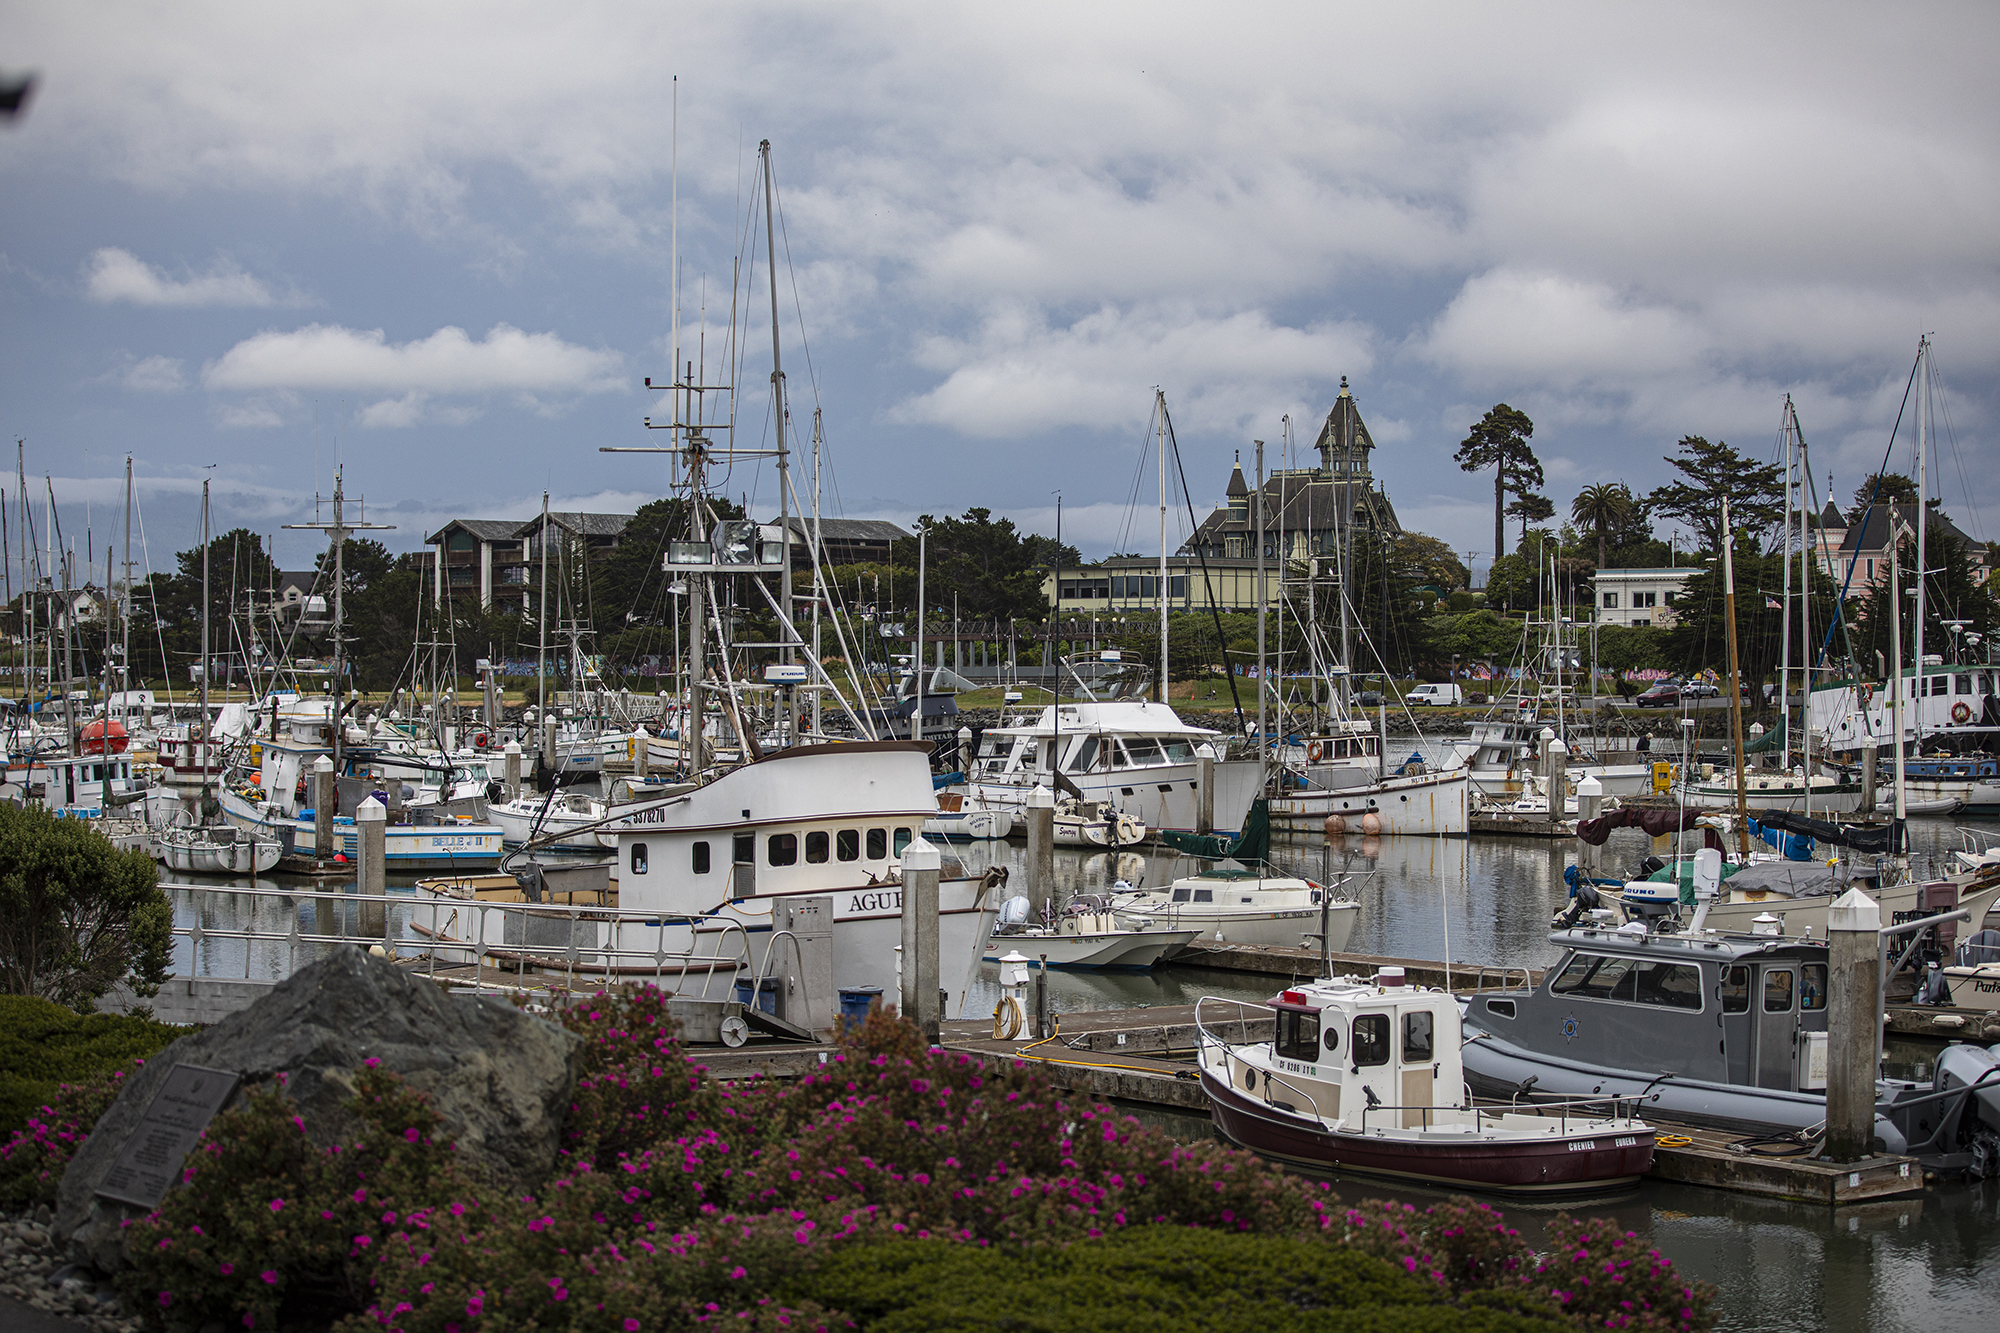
[{"x1": 1571, "y1": 483, "x2": 1636, "y2": 569}]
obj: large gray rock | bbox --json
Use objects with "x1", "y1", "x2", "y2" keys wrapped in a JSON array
[{"x1": 55, "y1": 949, "x2": 584, "y2": 1271}]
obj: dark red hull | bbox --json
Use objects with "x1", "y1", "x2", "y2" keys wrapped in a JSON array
[{"x1": 1201, "y1": 1070, "x2": 1653, "y2": 1198}]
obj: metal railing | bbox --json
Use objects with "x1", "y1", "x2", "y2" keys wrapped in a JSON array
[
  {"x1": 1356, "y1": 1091, "x2": 1647, "y2": 1135},
  {"x1": 1464, "y1": 964, "x2": 1535, "y2": 994},
  {"x1": 161, "y1": 880, "x2": 760, "y2": 1003}
]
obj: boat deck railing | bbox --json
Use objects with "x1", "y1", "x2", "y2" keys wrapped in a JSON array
[
  {"x1": 160, "y1": 880, "x2": 758, "y2": 1004},
  {"x1": 1462, "y1": 964, "x2": 1535, "y2": 994},
  {"x1": 1356, "y1": 1092, "x2": 1648, "y2": 1136}
]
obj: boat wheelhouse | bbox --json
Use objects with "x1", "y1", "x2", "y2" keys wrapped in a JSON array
[{"x1": 1198, "y1": 969, "x2": 1654, "y2": 1196}]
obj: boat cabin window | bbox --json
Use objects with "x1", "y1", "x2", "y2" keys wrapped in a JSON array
[
  {"x1": 1763, "y1": 968, "x2": 1795, "y2": 1013},
  {"x1": 692, "y1": 841, "x2": 710, "y2": 874},
  {"x1": 1614, "y1": 961, "x2": 1705, "y2": 1011},
  {"x1": 893, "y1": 827, "x2": 913, "y2": 857},
  {"x1": 1274, "y1": 1007, "x2": 1320, "y2": 1062},
  {"x1": 1981, "y1": 675, "x2": 1994, "y2": 696},
  {"x1": 1403, "y1": 1011, "x2": 1433, "y2": 1062},
  {"x1": 1172, "y1": 887, "x2": 1190, "y2": 902},
  {"x1": 1124, "y1": 739, "x2": 1162, "y2": 766},
  {"x1": 1323, "y1": 1024, "x2": 1341, "y2": 1054},
  {"x1": 867, "y1": 828, "x2": 887, "y2": 860},
  {"x1": 1549, "y1": 953, "x2": 1636, "y2": 1000},
  {"x1": 1070, "y1": 737, "x2": 1099, "y2": 770},
  {"x1": 629, "y1": 842, "x2": 649, "y2": 876},
  {"x1": 1800, "y1": 963, "x2": 1827, "y2": 1011},
  {"x1": 1721, "y1": 966, "x2": 1750, "y2": 1013},
  {"x1": 837, "y1": 829, "x2": 860, "y2": 862},
  {"x1": 1162, "y1": 740, "x2": 1194, "y2": 762},
  {"x1": 1352, "y1": 1015, "x2": 1390, "y2": 1068},
  {"x1": 768, "y1": 833, "x2": 798, "y2": 867},
  {"x1": 734, "y1": 833, "x2": 755, "y2": 866},
  {"x1": 1191, "y1": 888, "x2": 1213, "y2": 903},
  {"x1": 805, "y1": 831, "x2": 830, "y2": 864},
  {"x1": 1957, "y1": 675, "x2": 1973, "y2": 695}
]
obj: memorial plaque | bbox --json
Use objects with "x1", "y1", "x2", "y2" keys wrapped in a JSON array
[{"x1": 95, "y1": 1064, "x2": 240, "y2": 1209}]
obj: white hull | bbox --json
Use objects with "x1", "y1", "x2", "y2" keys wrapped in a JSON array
[
  {"x1": 154, "y1": 827, "x2": 283, "y2": 875},
  {"x1": 983, "y1": 926, "x2": 1196, "y2": 969},
  {"x1": 1681, "y1": 781, "x2": 1862, "y2": 814},
  {"x1": 1617, "y1": 878, "x2": 2000, "y2": 938},
  {"x1": 922, "y1": 808, "x2": 1015, "y2": 841},
  {"x1": 1267, "y1": 769, "x2": 1470, "y2": 836},
  {"x1": 1466, "y1": 762, "x2": 1652, "y2": 799},
  {"x1": 218, "y1": 787, "x2": 506, "y2": 869},
  {"x1": 1115, "y1": 900, "x2": 1357, "y2": 950},
  {"x1": 490, "y1": 797, "x2": 613, "y2": 850}
]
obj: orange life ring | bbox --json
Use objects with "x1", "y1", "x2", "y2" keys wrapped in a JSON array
[
  {"x1": 1951, "y1": 701, "x2": 1972, "y2": 725},
  {"x1": 1859, "y1": 683, "x2": 1873, "y2": 706},
  {"x1": 1306, "y1": 740, "x2": 1325, "y2": 763}
]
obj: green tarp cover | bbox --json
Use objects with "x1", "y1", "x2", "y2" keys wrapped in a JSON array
[
  {"x1": 1160, "y1": 798, "x2": 1271, "y2": 865},
  {"x1": 1745, "y1": 723, "x2": 1788, "y2": 754}
]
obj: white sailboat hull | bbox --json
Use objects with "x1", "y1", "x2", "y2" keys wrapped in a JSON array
[{"x1": 1267, "y1": 769, "x2": 1470, "y2": 836}]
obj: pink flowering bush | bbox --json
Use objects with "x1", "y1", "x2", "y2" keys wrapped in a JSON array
[
  {"x1": 0, "y1": 1059, "x2": 144, "y2": 1210},
  {"x1": 116, "y1": 1066, "x2": 470, "y2": 1331},
  {"x1": 93, "y1": 991, "x2": 1710, "y2": 1333},
  {"x1": 1528, "y1": 1215, "x2": 1713, "y2": 1332}
]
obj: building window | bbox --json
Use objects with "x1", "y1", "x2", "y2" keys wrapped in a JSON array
[
  {"x1": 1225, "y1": 537, "x2": 1242, "y2": 559},
  {"x1": 1634, "y1": 591, "x2": 1657, "y2": 608},
  {"x1": 692, "y1": 841, "x2": 710, "y2": 874},
  {"x1": 1602, "y1": 592, "x2": 1619, "y2": 609}
]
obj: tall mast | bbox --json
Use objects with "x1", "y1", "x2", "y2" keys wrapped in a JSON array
[
  {"x1": 1779, "y1": 397, "x2": 1794, "y2": 760},
  {"x1": 283, "y1": 466, "x2": 393, "y2": 781},
  {"x1": 1889, "y1": 516, "x2": 1908, "y2": 856},
  {"x1": 1913, "y1": 335, "x2": 1930, "y2": 744},
  {"x1": 1255, "y1": 437, "x2": 1266, "y2": 752},
  {"x1": 199, "y1": 481, "x2": 210, "y2": 801},
  {"x1": 122, "y1": 456, "x2": 132, "y2": 692},
  {"x1": 1721, "y1": 497, "x2": 1750, "y2": 858},
  {"x1": 1157, "y1": 389, "x2": 1169, "y2": 705},
  {"x1": 759, "y1": 140, "x2": 794, "y2": 670},
  {"x1": 538, "y1": 490, "x2": 549, "y2": 716}
]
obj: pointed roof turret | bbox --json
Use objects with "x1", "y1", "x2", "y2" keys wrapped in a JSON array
[
  {"x1": 1313, "y1": 375, "x2": 1375, "y2": 477},
  {"x1": 1226, "y1": 449, "x2": 1250, "y2": 499}
]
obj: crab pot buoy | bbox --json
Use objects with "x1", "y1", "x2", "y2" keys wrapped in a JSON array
[
  {"x1": 334, "y1": 853, "x2": 347, "y2": 863},
  {"x1": 1360, "y1": 811, "x2": 1383, "y2": 835},
  {"x1": 1323, "y1": 814, "x2": 1343, "y2": 838}
]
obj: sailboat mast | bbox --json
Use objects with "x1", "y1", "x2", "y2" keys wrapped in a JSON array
[
  {"x1": 1778, "y1": 398, "x2": 1794, "y2": 761},
  {"x1": 199, "y1": 480, "x2": 211, "y2": 799},
  {"x1": 759, "y1": 140, "x2": 794, "y2": 672},
  {"x1": 1721, "y1": 497, "x2": 1749, "y2": 858},
  {"x1": 122, "y1": 456, "x2": 132, "y2": 692},
  {"x1": 1889, "y1": 519, "x2": 1908, "y2": 851},
  {"x1": 1913, "y1": 336, "x2": 1930, "y2": 739},
  {"x1": 1157, "y1": 389, "x2": 1168, "y2": 706},
  {"x1": 1255, "y1": 438, "x2": 1266, "y2": 752},
  {"x1": 537, "y1": 491, "x2": 549, "y2": 717}
]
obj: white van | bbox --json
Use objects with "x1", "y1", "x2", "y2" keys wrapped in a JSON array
[{"x1": 1405, "y1": 682, "x2": 1463, "y2": 706}]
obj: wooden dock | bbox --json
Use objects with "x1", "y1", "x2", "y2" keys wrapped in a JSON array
[
  {"x1": 1469, "y1": 813, "x2": 1575, "y2": 838},
  {"x1": 1168, "y1": 940, "x2": 1544, "y2": 993}
]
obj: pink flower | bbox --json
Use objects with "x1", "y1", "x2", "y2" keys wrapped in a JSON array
[
  {"x1": 219, "y1": 1262, "x2": 233, "y2": 1275},
  {"x1": 405, "y1": 1127, "x2": 421, "y2": 1142},
  {"x1": 364, "y1": 1057, "x2": 381, "y2": 1068},
  {"x1": 467, "y1": 1294, "x2": 484, "y2": 1317},
  {"x1": 625, "y1": 1321, "x2": 641, "y2": 1332},
  {"x1": 268, "y1": 1198, "x2": 285, "y2": 1212}
]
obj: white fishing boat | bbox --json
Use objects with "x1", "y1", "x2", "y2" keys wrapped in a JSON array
[
  {"x1": 154, "y1": 823, "x2": 283, "y2": 875},
  {"x1": 1111, "y1": 867, "x2": 1357, "y2": 949},
  {"x1": 1680, "y1": 767, "x2": 1863, "y2": 814},
  {"x1": 983, "y1": 894, "x2": 1195, "y2": 969},
  {"x1": 489, "y1": 790, "x2": 617, "y2": 851},
  {"x1": 1267, "y1": 765, "x2": 1471, "y2": 836},
  {"x1": 955, "y1": 699, "x2": 1263, "y2": 834},
  {"x1": 1198, "y1": 969, "x2": 1655, "y2": 1196}
]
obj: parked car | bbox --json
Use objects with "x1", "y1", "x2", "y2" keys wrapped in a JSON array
[
  {"x1": 1355, "y1": 690, "x2": 1386, "y2": 707},
  {"x1": 1681, "y1": 680, "x2": 1720, "y2": 699},
  {"x1": 1405, "y1": 682, "x2": 1464, "y2": 706},
  {"x1": 1636, "y1": 681, "x2": 1683, "y2": 707}
]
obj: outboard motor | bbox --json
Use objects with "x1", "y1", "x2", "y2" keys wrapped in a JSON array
[
  {"x1": 1914, "y1": 961, "x2": 1954, "y2": 1007},
  {"x1": 1555, "y1": 881, "x2": 1602, "y2": 929},
  {"x1": 997, "y1": 895, "x2": 1031, "y2": 928},
  {"x1": 1635, "y1": 853, "x2": 1667, "y2": 880}
]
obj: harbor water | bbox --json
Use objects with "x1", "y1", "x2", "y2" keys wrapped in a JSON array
[{"x1": 155, "y1": 787, "x2": 2000, "y2": 1333}]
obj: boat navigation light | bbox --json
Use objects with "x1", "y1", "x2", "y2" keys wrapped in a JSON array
[{"x1": 1374, "y1": 966, "x2": 1406, "y2": 988}]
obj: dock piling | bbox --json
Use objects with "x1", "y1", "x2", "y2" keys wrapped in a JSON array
[
  {"x1": 1196, "y1": 743, "x2": 1216, "y2": 835},
  {"x1": 1826, "y1": 887, "x2": 1883, "y2": 1161},
  {"x1": 503, "y1": 741, "x2": 522, "y2": 801},
  {"x1": 312, "y1": 754, "x2": 334, "y2": 864},
  {"x1": 1026, "y1": 784, "x2": 1055, "y2": 902},
  {"x1": 356, "y1": 795, "x2": 387, "y2": 938},
  {"x1": 900, "y1": 835, "x2": 941, "y2": 1045}
]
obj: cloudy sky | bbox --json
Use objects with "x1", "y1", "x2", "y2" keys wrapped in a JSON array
[{"x1": 2, "y1": 1, "x2": 1996, "y2": 579}]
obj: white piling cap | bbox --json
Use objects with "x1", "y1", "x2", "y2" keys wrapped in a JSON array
[
  {"x1": 503, "y1": 740, "x2": 521, "y2": 755},
  {"x1": 1548, "y1": 738, "x2": 1569, "y2": 756},
  {"x1": 1195, "y1": 742, "x2": 1217, "y2": 761},
  {"x1": 900, "y1": 834, "x2": 941, "y2": 872},
  {"x1": 1026, "y1": 785, "x2": 1056, "y2": 809},
  {"x1": 312, "y1": 754, "x2": 334, "y2": 773},
  {"x1": 355, "y1": 795, "x2": 387, "y2": 823},
  {"x1": 1539, "y1": 727, "x2": 1556, "y2": 743},
  {"x1": 1575, "y1": 773, "x2": 1603, "y2": 796},
  {"x1": 1827, "y1": 887, "x2": 1882, "y2": 933}
]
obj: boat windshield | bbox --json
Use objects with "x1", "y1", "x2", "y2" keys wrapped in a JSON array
[
  {"x1": 1274, "y1": 1007, "x2": 1320, "y2": 1062},
  {"x1": 1552, "y1": 953, "x2": 1704, "y2": 1010}
]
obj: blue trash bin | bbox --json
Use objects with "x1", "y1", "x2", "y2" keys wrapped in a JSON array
[
  {"x1": 733, "y1": 978, "x2": 780, "y2": 1015},
  {"x1": 837, "y1": 986, "x2": 884, "y2": 1025}
]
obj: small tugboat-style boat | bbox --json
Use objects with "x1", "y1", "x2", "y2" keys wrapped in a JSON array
[{"x1": 1197, "y1": 967, "x2": 1655, "y2": 1197}]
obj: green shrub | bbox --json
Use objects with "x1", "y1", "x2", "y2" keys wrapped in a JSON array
[
  {"x1": 0, "y1": 803, "x2": 172, "y2": 1010},
  {"x1": 792, "y1": 1227, "x2": 1572, "y2": 1333},
  {"x1": 0, "y1": 1058, "x2": 148, "y2": 1210},
  {"x1": 0, "y1": 993, "x2": 186, "y2": 1133}
]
